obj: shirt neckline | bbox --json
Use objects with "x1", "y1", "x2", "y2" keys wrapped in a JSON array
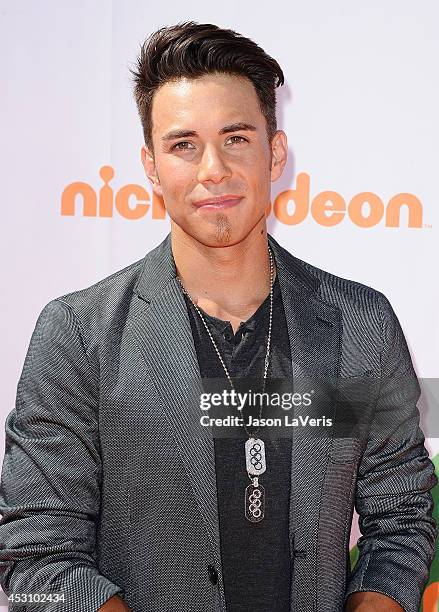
[{"x1": 184, "y1": 274, "x2": 280, "y2": 334}]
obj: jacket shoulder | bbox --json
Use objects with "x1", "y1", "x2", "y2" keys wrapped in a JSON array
[
  {"x1": 270, "y1": 234, "x2": 385, "y2": 310},
  {"x1": 286, "y1": 253, "x2": 397, "y2": 375},
  {"x1": 39, "y1": 256, "x2": 146, "y2": 355},
  {"x1": 55, "y1": 257, "x2": 144, "y2": 311},
  {"x1": 288, "y1": 251, "x2": 387, "y2": 314}
]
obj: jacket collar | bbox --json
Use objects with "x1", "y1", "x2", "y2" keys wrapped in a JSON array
[{"x1": 133, "y1": 231, "x2": 320, "y2": 303}]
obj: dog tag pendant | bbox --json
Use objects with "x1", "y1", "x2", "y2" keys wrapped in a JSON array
[
  {"x1": 245, "y1": 477, "x2": 265, "y2": 522},
  {"x1": 244, "y1": 439, "x2": 266, "y2": 522},
  {"x1": 245, "y1": 438, "x2": 266, "y2": 476}
]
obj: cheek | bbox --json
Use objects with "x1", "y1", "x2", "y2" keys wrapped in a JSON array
[
  {"x1": 159, "y1": 160, "x2": 194, "y2": 196},
  {"x1": 238, "y1": 146, "x2": 271, "y2": 174},
  {"x1": 244, "y1": 156, "x2": 271, "y2": 188}
]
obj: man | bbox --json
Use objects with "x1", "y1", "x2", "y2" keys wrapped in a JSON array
[{"x1": 0, "y1": 21, "x2": 436, "y2": 612}]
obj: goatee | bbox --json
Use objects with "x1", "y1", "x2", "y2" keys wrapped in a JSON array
[{"x1": 213, "y1": 213, "x2": 232, "y2": 245}]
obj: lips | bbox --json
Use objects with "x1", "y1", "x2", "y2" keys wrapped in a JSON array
[{"x1": 193, "y1": 195, "x2": 243, "y2": 209}]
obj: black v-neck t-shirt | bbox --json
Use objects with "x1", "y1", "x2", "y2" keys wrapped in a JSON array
[{"x1": 183, "y1": 275, "x2": 293, "y2": 612}]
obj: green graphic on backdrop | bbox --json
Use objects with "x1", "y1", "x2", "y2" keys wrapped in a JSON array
[{"x1": 349, "y1": 453, "x2": 439, "y2": 611}]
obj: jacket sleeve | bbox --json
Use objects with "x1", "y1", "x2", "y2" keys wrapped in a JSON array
[
  {"x1": 0, "y1": 299, "x2": 123, "y2": 611},
  {"x1": 343, "y1": 292, "x2": 438, "y2": 612}
]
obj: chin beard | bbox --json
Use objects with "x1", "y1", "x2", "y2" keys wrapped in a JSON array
[{"x1": 213, "y1": 212, "x2": 232, "y2": 245}]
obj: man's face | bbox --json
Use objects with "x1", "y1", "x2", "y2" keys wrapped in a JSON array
[{"x1": 142, "y1": 72, "x2": 287, "y2": 247}]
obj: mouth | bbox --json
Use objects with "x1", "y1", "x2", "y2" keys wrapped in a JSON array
[{"x1": 193, "y1": 196, "x2": 244, "y2": 210}]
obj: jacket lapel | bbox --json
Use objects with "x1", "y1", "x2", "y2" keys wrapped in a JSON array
[
  {"x1": 130, "y1": 233, "x2": 221, "y2": 564},
  {"x1": 268, "y1": 234, "x2": 342, "y2": 611}
]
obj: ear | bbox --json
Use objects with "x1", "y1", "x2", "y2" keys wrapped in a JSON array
[
  {"x1": 270, "y1": 130, "x2": 288, "y2": 182},
  {"x1": 141, "y1": 145, "x2": 163, "y2": 198}
]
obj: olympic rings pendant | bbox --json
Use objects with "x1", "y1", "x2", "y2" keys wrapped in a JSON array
[
  {"x1": 245, "y1": 438, "x2": 266, "y2": 522},
  {"x1": 245, "y1": 480, "x2": 266, "y2": 522}
]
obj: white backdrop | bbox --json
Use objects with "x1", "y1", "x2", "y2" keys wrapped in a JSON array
[{"x1": 1, "y1": 1, "x2": 438, "y2": 608}]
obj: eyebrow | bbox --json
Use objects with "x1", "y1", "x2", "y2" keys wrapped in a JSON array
[{"x1": 161, "y1": 122, "x2": 258, "y2": 142}]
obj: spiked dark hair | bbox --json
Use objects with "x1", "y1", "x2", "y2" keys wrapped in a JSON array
[{"x1": 130, "y1": 21, "x2": 284, "y2": 152}]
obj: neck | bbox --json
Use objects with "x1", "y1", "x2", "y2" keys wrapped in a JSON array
[{"x1": 171, "y1": 219, "x2": 276, "y2": 323}]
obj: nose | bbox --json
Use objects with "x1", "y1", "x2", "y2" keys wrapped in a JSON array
[{"x1": 196, "y1": 144, "x2": 231, "y2": 184}]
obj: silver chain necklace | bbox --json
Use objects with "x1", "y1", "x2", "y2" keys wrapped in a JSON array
[{"x1": 176, "y1": 246, "x2": 274, "y2": 522}]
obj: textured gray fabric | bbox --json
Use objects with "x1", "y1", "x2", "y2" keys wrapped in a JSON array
[{"x1": 0, "y1": 231, "x2": 436, "y2": 612}]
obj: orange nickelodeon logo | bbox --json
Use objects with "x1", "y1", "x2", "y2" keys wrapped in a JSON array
[
  {"x1": 61, "y1": 166, "x2": 166, "y2": 220},
  {"x1": 61, "y1": 166, "x2": 424, "y2": 228},
  {"x1": 272, "y1": 173, "x2": 423, "y2": 228}
]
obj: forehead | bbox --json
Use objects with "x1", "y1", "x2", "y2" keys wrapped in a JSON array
[{"x1": 151, "y1": 73, "x2": 264, "y2": 134}]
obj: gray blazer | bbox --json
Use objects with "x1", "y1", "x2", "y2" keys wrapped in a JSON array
[{"x1": 0, "y1": 232, "x2": 436, "y2": 612}]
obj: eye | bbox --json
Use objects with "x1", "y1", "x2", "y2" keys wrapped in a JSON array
[
  {"x1": 171, "y1": 141, "x2": 195, "y2": 151},
  {"x1": 227, "y1": 135, "x2": 248, "y2": 145}
]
